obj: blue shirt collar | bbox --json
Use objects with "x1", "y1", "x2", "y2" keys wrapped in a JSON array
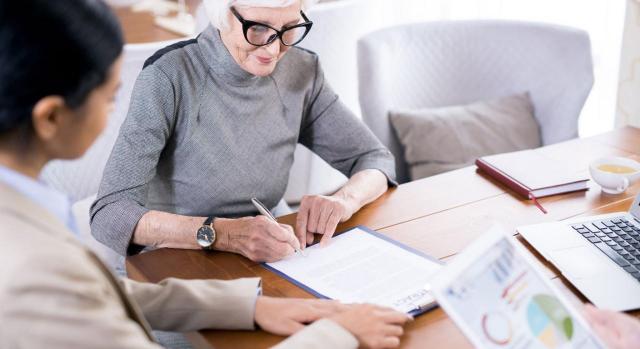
[{"x1": 0, "y1": 164, "x2": 78, "y2": 235}]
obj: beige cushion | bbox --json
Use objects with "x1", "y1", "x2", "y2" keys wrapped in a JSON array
[{"x1": 390, "y1": 93, "x2": 541, "y2": 180}]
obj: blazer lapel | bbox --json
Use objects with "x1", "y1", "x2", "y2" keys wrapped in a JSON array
[
  {"x1": 84, "y1": 248, "x2": 156, "y2": 341},
  {"x1": 0, "y1": 183, "x2": 156, "y2": 341}
]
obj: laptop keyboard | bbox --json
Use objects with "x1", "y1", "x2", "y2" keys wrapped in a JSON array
[{"x1": 571, "y1": 217, "x2": 640, "y2": 282}]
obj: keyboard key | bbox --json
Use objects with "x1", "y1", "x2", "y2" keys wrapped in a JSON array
[
  {"x1": 613, "y1": 219, "x2": 622, "y2": 224},
  {"x1": 624, "y1": 254, "x2": 636, "y2": 261},
  {"x1": 594, "y1": 222, "x2": 607, "y2": 230},
  {"x1": 601, "y1": 237, "x2": 612, "y2": 242},
  {"x1": 604, "y1": 221, "x2": 616, "y2": 227},
  {"x1": 595, "y1": 232, "x2": 607, "y2": 238},
  {"x1": 623, "y1": 227, "x2": 633, "y2": 233},
  {"x1": 594, "y1": 242, "x2": 630, "y2": 267},
  {"x1": 572, "y1": 224, "x2": 585, "y2": 230},
  {"x1": 607, "y1": 232, "x2": 618, "y2": 238},
  {"x1": 622, "y1": 218, "x2": 629, "y2": 223},
  {"x1": 630, "y1": 232, "x2": 639, "y2": 237},
  {"x1": 606, "y1": 240, "x2": 617, "y2": 246},
  {"x1": 577, "y1": 228, "x2": 590, "y2": 234},
  {"x1": 583, "y1": 233, "x2": 595, "y2": 238},
  {"x1": 586, "y1": 224, "x2": 600, "y2": 233},
  {"x1": 588, "y1": 237, "x2": 600, "y2": 243},
  {"x1": 612, "y1": 227, "x2": 622, "y2": 232},
  {"x1": 620, "y1": 241, "x2": 631, "y2": 248},
  {"x1": 613, "y1": 245, "x2": 624, "y2": 251}
]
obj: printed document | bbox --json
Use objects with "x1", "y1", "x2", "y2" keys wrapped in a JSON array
[{"x1": 265, "y1": 226, "x2": 442, "y2": 313}]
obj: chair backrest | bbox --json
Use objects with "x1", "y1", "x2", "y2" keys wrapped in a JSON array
[
  {"x1": 300, "y1": 0, "x2": 384, "y2": 115},
  {"x1": 194, "y1": 2, "x2": 210, "y2": 32},
  {"x1": 358, "y1": 20, "x2": 594, "y2": 183},
  {"x1": 41, "y1": 39, "x2": 182, "y2": 202}
]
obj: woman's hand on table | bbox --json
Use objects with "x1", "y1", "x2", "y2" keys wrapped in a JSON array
[
  {"x1": 295, "y1": 194, "x2": 357, "y2": 248},
  {"x1": 215, "y1": 216, "x2": 300, "y2": 262},
  {"x1": 294, "y1": 169, "x2": 390, "y2": 248},
  {"x1": 583, "y1": 304, "x2": 640, "y2": 349},
  {"x1": 255, "y1": 298, "x2": 410, "y2": 349},
  {"x1": 255, "y1": 297, "x2": 347, "y2": 335},
  {"x1": 330, "y1": 304, "x2": 411, "y2": 349}
]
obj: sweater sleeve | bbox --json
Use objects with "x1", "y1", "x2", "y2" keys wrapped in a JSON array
[
  {"x1": 298, "y1": 57, "x2": 397, "y2": 187},
  {"x1": 90, "y1": 65, "x2": 176, "y2": 256}
]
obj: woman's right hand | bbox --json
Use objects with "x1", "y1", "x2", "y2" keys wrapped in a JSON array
[
  {"x1": 215, "y1": 216, "x2": 300, "y2": 262},
  {"x1": 583, "y1": 304, "x2": 640, "y2": 349},
  {"x1": 330, "y1": 304, "x2": 411, "y2": 349}
]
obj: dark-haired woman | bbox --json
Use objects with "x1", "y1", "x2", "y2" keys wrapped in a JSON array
[{"x1": 0, "y1": 1, "x2": 408, "y2": 348}]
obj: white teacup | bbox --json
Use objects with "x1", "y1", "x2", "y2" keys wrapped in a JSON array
[{"x1": 589, "y1": 157, "x2": 640, "y2": 194}]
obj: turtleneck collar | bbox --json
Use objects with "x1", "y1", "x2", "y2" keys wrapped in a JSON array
[{"x1": 198, "y1": 25, "x2": 263, "y2": 87}]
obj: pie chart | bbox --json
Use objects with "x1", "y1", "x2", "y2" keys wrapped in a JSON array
[{"x1": 526, "y1": 294, "x2": 574, "y2": 348}]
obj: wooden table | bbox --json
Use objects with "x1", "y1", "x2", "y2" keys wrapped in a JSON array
[
  {"x1": 112, "y1": 0, "x2": 201, "y2": 44},
  {"x1": 127, "y1": 126, "x2": 640, "y2": 348}
]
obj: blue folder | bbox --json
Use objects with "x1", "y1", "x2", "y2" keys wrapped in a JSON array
[{"x1": 262, "y1": 225, "x2": 443, "y2": 317}]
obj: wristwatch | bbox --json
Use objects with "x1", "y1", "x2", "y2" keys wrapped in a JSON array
[{"x1": 196, "y1": 216, "x2": 216, "y2": 250}]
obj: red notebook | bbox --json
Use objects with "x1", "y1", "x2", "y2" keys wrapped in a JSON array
[{"x1": 476, "y1": 150, "x2": 589, "y2": 213}]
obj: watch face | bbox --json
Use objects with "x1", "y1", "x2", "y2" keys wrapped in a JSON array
[{"x1": 197, "y1": 226, "x2": 214, "y2": 247}]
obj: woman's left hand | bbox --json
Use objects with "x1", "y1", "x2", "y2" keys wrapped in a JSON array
[{"x1": 295, "y1": 194, "x2": 357, "y2": 248}]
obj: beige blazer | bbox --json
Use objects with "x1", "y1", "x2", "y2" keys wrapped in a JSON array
[{"x1": 0, "y1": 183, "x2": 356, "y2": 349}]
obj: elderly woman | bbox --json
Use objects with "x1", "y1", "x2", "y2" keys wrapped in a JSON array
[{"x1": 90, "y1": 0, "x2": 396, "y2": 261}]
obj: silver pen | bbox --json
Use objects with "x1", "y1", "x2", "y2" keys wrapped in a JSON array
[{"x1": 251, "y1": 197, "x2": 307, "y2": 256}]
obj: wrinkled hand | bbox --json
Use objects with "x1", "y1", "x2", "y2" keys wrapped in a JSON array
[
  {"x1": 330, "y1": 304, "x2": 410, "y2": 349},
  {"x1": 583, "y1": 304, "x2": 640, "y2": 349},
  {"x1": 217, "y1": 216, "x2": 300, "y2": 262},
  {"x1": 254, "y1": 296, "x2": 347, "y2": 336},
  {"x1": 295, "y1": 194, "x2": 357, "y2": 248}
]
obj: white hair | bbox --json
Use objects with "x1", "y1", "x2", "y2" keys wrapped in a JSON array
[{"x1": 203, "y1": 0, "x2": 317, "y2": 30}]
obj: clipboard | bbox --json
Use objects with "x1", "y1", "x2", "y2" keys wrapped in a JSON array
[{"x1": 262, "y1": 225, "x2": 443, "y2": 316}]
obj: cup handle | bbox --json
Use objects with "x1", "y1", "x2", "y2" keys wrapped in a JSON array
[{"x1": 618, "y1": 177, "x2": 630, "y2": 192}]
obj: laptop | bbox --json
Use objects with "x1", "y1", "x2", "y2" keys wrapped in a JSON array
[
  {"x1": 430, "y1": 227, "x2": 606, "y2": 349},
  {"x1": 518, "y1": 193, "x2": 640, "y2": 311}
]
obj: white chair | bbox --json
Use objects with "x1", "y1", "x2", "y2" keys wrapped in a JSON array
[
  {"x1": 358, "y1": 21, "x2": 594, "y2": 183},
  {"x1": 42, "y1": 40, "x2": 183, "y2": 202},
  {"x1": 194, "y1": 2, "x2": 210, "y2": 32},
  {"x1": 41, "y1": 40, "x2": 182, "y2": 266}
]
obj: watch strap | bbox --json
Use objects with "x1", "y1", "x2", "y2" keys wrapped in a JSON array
[{"x1": 203, "y1": 216, "x2": 215, "y2": 227}]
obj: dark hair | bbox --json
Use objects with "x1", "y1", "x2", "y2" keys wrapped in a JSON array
[{"x1": 0, "y1": 0, "x2": 124, "y2": 136}]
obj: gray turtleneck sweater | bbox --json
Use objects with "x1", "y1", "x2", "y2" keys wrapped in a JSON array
[{"x1": 90, "y1": 25, "x2": 396, "y2": 257}]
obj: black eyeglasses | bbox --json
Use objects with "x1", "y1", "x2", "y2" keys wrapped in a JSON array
[{"x1": 230, "y1": 7, "x2": 313, "y2": 47}]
